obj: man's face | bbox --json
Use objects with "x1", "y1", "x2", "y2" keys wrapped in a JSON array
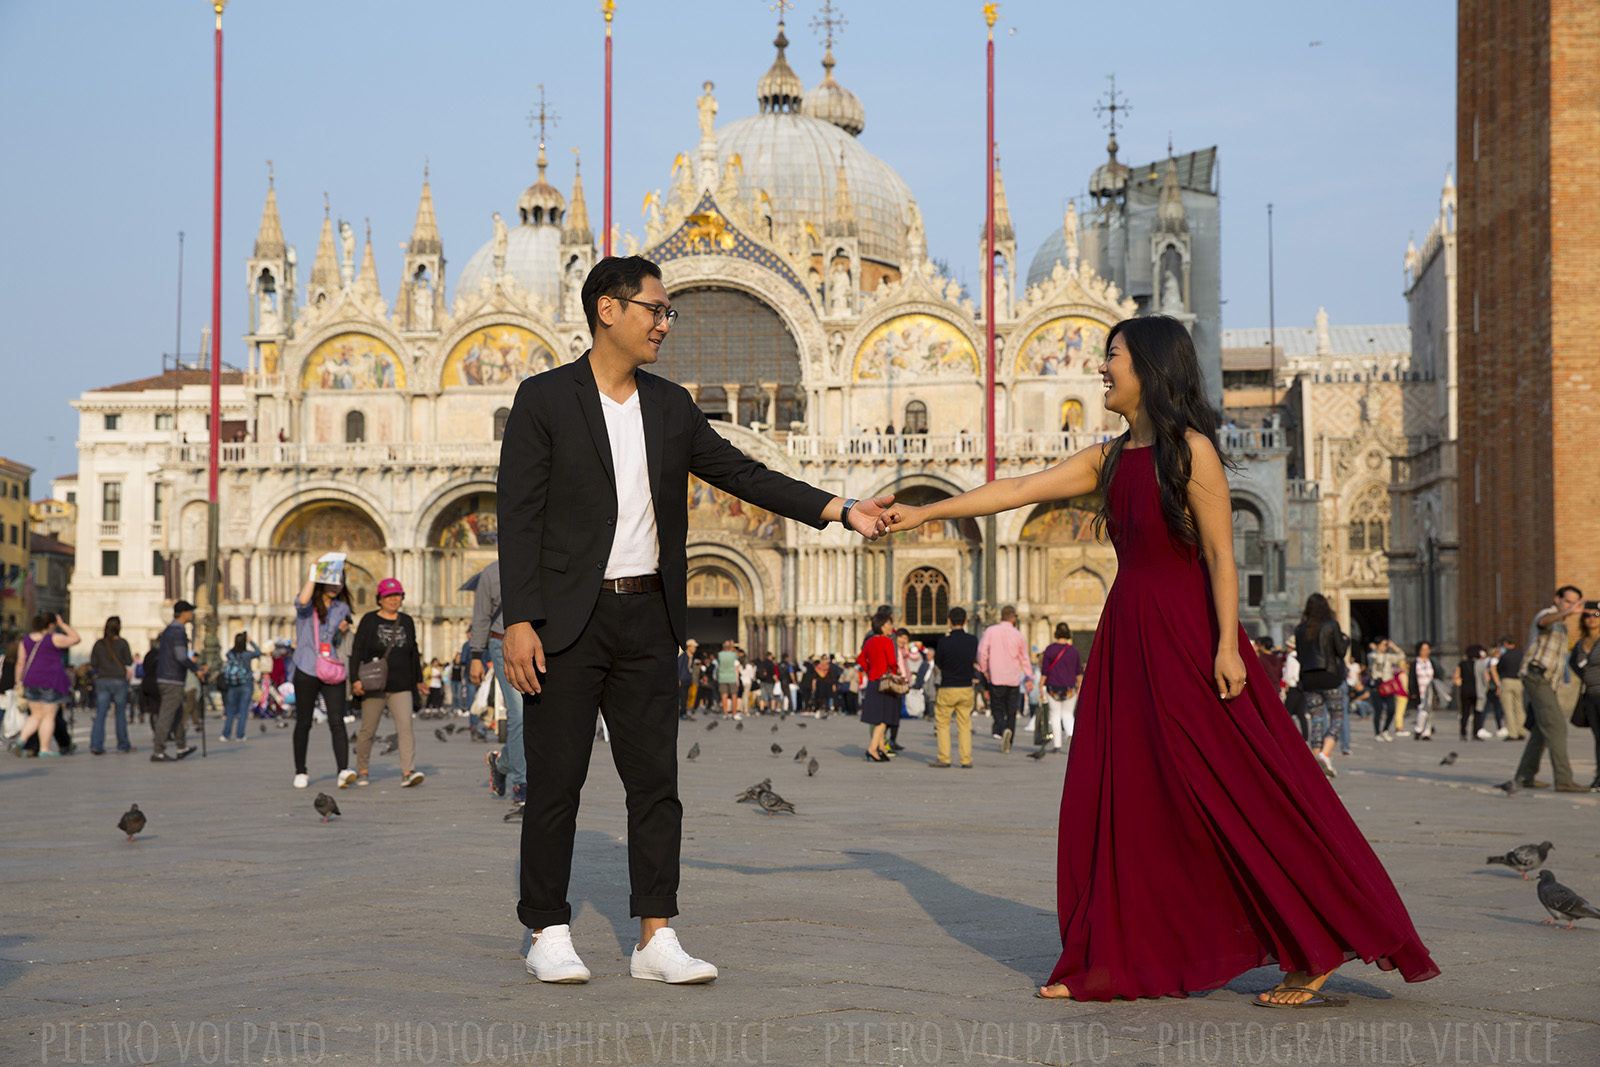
[
  {"x1": 1557, "y1": 589, "x2": 1583, "y2": 614},
  {"x1": 600, "y1": 275, "x2": 673, "y2": 368}
]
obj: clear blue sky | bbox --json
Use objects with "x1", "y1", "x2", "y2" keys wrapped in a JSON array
[{"x1": 0, "y1": 0, "x2": 1453, "y2": 487}]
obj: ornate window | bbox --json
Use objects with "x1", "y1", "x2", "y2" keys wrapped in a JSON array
[
  {"x1": 903, "y1": 567, "x2": 950, "y2": 629},
  {"x1": 1347, "y1": 486, "x2": 1387, "y2": 552},
  {"x1": 660, "y1": 287, "x2": 805, "y2": 427},
  {"x1": 903, "y1": 400, "x2": 928, "y2": 434},
  {"x1": 493, "y1": 407, "x2": 511, "y2": 441},
  {"x1": 345, "y1": 410, "x2": 365, "y2": 443}
]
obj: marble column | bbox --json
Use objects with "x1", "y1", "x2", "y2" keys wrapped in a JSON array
[
  {"x1": 760, "y1": 381, "x2": 778, "y2": 430},
  {"x1": 723, "y1": 382, "x2": 743, "y2": 426}
]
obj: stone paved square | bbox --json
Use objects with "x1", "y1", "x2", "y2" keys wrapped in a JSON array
[{"x1": 4, "y1": 707, "x2": 1598, "y2": 1065}]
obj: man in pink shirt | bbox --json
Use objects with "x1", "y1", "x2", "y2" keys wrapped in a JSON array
[{"x1": 977, "y1": 605, "x2": 1031, "y2": 753}]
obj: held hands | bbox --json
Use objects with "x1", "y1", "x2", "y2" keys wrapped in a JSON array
[
  {"x1": 503, "y1": 622, "x2": 546, "y2": 696},
  {"x1": 1214, "y1": 647, "x2": 1248, "y2": 701},
  {"x1": 873, "y1": 502, "x2": 927, "y2": 537},
  {"x1": 844, "y1": 494, "x2": 897, "y2": 541}
]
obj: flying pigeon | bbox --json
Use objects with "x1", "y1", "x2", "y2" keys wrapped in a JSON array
[
  {"x1": 806, "y1": 757, "x2": 819, "y2": 777},
  {"x1": 314, "y1": 793, "x2": 341, "y2": 822},
  {"x1": 1488, "y1": 841, "x2": 1554, "y2": 879},
  {"x1": 1027, "y1": 746, "x2": 1049, "y2": 760},
  {"x1": 686, "y1": 742, "x2": 701, "y2": 761},
  {"x1": 735, "y1": 778, "x2": 772, "y2": 802},
  {"x1": 1537, "y1": 870, "x2": 1600, "y2": 929},
  {"x1": 116, "y1": 804, "x2": 146, "y2": 842},
  {"x1": 793, "y1": 746, "x2": 807, "y2": 762},
  {"x1": 1439, "y1": 751, "x2": 1458, "y2": 766},
  {"x1": 434, "y1": 728, "x2": 448, "y2": 743},
  {"x1": 757, "y1": 789, "x2": 796, "y2": 815},
  {"x1": 706, "y1": 720, "x2": 718, "y2": 731},
  {"x1": 771, "y1": 743, "x2": 783, "y2": 755}
]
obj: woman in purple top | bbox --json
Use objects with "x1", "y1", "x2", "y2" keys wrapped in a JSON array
[
  {"x1": 7, "y1": 613, "x2": 82, "y2": 757},
  {"x1": 1040, "y1": 623, "x2": 1082, "y2": 752},
  {"x1": 292, "y1": 571, "x2": 354, "y2": 790}
]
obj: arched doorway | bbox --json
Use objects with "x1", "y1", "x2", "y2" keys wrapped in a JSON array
[
  {"x1": 272, "y1": 502, "x2": 386, "y2": 610},
  {"x1": 426, "y1": 492, "x2": 498, "y2": 613},
  {"x1": 686, "y1": 565, "x2": 744, "y2": 647}
]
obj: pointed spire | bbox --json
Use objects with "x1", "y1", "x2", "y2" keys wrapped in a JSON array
[
  {"x1": 827, "y1": 148, "x2": 856, "y2": 236},
  {"x1": 254, "y1": 163, "x2": 285, "y2": 258},
  {"x1": 992, "y1": 152, "x2": 1014, "y2": 242},
  {"x1": 564, "y1": 149, "x2": 593, "y2": 244},
  {"x1": 1156, "y1": 154, "x2": 1188, "y2": 233},
  {"x1": 802, "y1": 2, "x2": 864, "y2": 135},
  {"x1": 309, "y1": 197, "x2": 339, "y2": 292},
  {"x1": 408, "y1": 162, "x2": 441, "y2": 255},
  {"x1": 354, "y1": 219, "x2": 381, "y2": 305}
]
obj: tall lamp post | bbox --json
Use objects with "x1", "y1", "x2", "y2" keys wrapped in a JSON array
[
  {"x1": 602, "y1": 0, "x2": 614, "y2": 257},
  {"x1": 203, "y1": 0, "x2": 227, "y2": 726}
]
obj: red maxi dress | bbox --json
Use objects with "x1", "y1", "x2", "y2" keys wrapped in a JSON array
[{"x1": 1046, "y1": 447, "x2": 1439, "y2": 999}]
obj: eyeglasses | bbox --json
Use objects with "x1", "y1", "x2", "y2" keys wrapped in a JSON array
[{"x1": 615, "y1": 296, "x2": 678, "y2": 326}]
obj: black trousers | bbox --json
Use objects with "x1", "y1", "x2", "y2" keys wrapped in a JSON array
[
  {"x1": 989, "y1": 684, "x2": 1021, "y2": 736},
  {"x1": 291, "y1": 668, "x2": 349, "y2": 775},
  {"x1": 518, "y1": 590, "x2": 681, "y2": 929}
]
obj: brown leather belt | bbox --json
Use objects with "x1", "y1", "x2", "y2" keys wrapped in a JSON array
[
  {"x1": 601, "y1": 573, "x2": 663, "y2": 594},
  {"x1": 489, "y1": 631, "x2": 505, "y2": 641}
]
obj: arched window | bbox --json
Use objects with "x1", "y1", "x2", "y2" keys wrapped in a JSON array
[
  {"x1": 1348, "y1": 486, "x2": 1388, "y2": 552},
  {"x1": 1232, "y1": 501, "x2": 1265, "y2": 607},
  {"x1": 493, "y1": 407, "x2": 511, "y2": 442},
  {"x1": 902, "y1": 567, "x2": 950, "y2": 629},
  {"x1": 903, "y1": 400, "x2": 928, "y2": 434},
  {"x1": 345, "y1": 410, "x2": 365, "y2": 443},
  {"x1": 660, "y1": 287, "x2": 805, "y2": 427}
]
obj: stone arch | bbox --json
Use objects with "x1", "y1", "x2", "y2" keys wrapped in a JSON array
[
  {"x1": 285, "y1": 319, "x2": 412, "y2": 395},
  {"x1": 685, "y1": 544, "x2": 769, "y2": 651},
  {"x1": 253, "y1": 483, "x2": 397, "y2": 550},
  {"x1": 420, "y1": 487, "x2": 499, "y2": 614},
  {"x1": 269, "y1": 499, "x2": 389, "y2": 610},
  {"x1": 433, "y1": 316, "x2": 558, "y2": 390},
  {"x1": 901, "y1": 566, "x2": 950, "y2": 630},
  {"x1": 1059, "y1": 566, "x2": 1107, "y2": 609},
  {"x1": 658, "y1": 256, "x2": 828, "y2": 386}
]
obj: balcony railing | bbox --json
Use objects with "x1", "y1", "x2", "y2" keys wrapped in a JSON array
[
  {"x1": 98, "y1": 521, "x2": 121, "y2": 540},
  {"x1": 1390, "y1": 439, "x2": 1458, "y2": 488},
  {"x1": 166, "y1": 441, "x2": 503, "y2": 469},
  {"x1": 1286, "y1": 479, "x2": 1321, "y2": 502}
]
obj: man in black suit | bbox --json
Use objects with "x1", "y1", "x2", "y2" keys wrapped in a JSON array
[{"x1": 498, "y1": 256, "x2": 890, "y2": 985}]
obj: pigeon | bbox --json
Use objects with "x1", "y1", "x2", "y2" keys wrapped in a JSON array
[
  {"x1": 503, "y1": 804, "x2": 524, "y2": 821},
  {"x1": 686, "y1": 742, "x2": 701, "y2": 761},
  {"x1": 1537, "y1": 870, "x2": 1600, "y2": 929},
  {"x1": 1027, "y1": 746, "x2": 1049, "y2": 760},
  {"x1": 434, "y1": 728, "x2": 448, "y2": 743},
  {"x1": 797, "y1": 722, "x2": 807, "y2": 729},
  {"x1": 381, "y1": 738, "x2": 399, "y2": 755},
  {"x1": 757, "y1": 788, "x2": 796, "y2": 815},
  {"x1": 116, "y1": 804, "x2": 146, "y2": 842},
  {"x1": 793, "y1": 746, "x2": 808, "y2": 762},
  {"x1": 1496, "y1": 779, "x2": 1520, "y2": 796},
  {"x1": 771, "y1": 743, "x2": 783, "y2": 755},
  {"x1": 444, "y1": 723, "x2": 458, "y2": 734},
  {"x1": 1439, "y1": 751, "x2": 1458, "y2": 766},
  {"x1": 771, "y1": 724, "x2": 780, "y2": 733},
  {"x1": 735, "y1": 721, "x2": 743, "y2": 731},
  {"x1": 706, "y1": 720, "x2": 718, "y2": 731},
  {"x1": 259, "y1": 723, "x2": 267, "y2": 734},
  {"x1": 313, "y1": 793, "x2": 341, "y2": 822},
  {"x1": 735, "y1": 778, "x2": 772, "y2": 802},
  {"x1": 1488, "y1": 841, "x2": 1554, "y2": 879},
  {"x1": 807, "y1": 757, "x2": 819, "y2": 777}
]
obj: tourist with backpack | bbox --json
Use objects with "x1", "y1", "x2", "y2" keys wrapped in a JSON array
[{"x1": 220, "y1": 632, "x2": 261, "y2": 741}]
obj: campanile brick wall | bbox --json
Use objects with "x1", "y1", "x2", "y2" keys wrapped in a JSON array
[{"x1": 1457, "y1": 0, "x2": 1600, "y2": 642}]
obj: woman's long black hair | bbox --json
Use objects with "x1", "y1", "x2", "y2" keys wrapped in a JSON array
[
  {"x1": 1092, "y1": 315, "x2": 1226, "y2": 547},
  {"x1": 1300, "y1": 593, "x2": 1334, "y2": 637}
]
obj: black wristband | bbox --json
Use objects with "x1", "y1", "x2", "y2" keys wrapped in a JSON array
[{"x1": 839, "y1": 498, "x2": 859, "y2": 529}]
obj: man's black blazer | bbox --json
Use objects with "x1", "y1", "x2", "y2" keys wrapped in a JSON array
[{"x1": 497, "y1": 353, "x2": 833, "y2": 655}]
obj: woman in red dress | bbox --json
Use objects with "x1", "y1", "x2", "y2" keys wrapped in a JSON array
[{"x1": 880, "y1": 316, "x2": 1438, "y2": 1005}]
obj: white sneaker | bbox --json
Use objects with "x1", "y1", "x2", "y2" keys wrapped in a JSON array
[
  {"x1": 1396, "y1": 730, "x2": 1411, "y2": 738},
  {"x1": 1496, "y1": 728, "x2": 1508, "y2": 738},
  {"x1": 293, "y1": 773, "x2": 309, "y2": 789},
  {"x1": 1477, "y1": 728, "x2": 1493, "y2": 740},
  {"x1": 337, "y1": 769, "x2": 357, "y2": 789},
  {"x1": 629, "y1": 927, "x2": 718, "y2": 984},
  {"x1": 1316, "y1": 752, "x2": 1338, "y2": 778},
  {"x1": 524, "y1": 924, "x2": 590, "y2": 983}
]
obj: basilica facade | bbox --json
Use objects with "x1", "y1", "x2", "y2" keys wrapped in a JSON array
[{"x1": 69, "y1": 25, "x2": 1278, "y2": 661}]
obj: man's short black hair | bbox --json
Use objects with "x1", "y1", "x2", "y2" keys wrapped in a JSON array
[
  {"x1": 948, "y1": 606, "x2": 967, "y2": 626},
  {"x1": 581, "y1": 255, "x2": 663, "y2": 334},
  {"x1": 1556, "y1": 584, "x2": 1584, "y2": 601}
]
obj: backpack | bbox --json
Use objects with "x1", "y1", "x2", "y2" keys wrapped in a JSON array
[
  {"x1": 222, "y1": 651, "x2": 252, "y2": 688},
  {"x1": 140, "y1": 650, "x2": 161, "y2": 696}
]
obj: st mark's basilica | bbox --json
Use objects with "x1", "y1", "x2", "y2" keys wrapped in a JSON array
[{"x1": 65, "y1": 21, "x2": 1313, "y2": 659}]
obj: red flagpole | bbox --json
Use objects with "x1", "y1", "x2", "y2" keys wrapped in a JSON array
[
  {"x1": 210, "y1": 1, "x2": 225, "y2": 503},
  {"x1": 983, "y1": 6, "x2": 997, "y2": 485},
  {"x1": 603, "y1": 1, "x2": 614, "y2": 257}
]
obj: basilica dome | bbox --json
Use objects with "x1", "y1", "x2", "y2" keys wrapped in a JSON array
[
  {"x1": 455, "y1": 153, "x2": 566, "y2": 307},
  {"x1": 715, "y1": 26, "x2": 914, "y2": 267}
]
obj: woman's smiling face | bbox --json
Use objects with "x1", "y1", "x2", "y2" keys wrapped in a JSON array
[{"x1": 1099, "y1": 334, "x2": 1142, "y2": 418}]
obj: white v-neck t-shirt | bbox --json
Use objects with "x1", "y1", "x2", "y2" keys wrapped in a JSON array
[{"x1": 598, "y1": 388, "x2": 660, "y2": 578}]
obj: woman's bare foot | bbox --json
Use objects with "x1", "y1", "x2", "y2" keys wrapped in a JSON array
[
  {"x1": 1255, "y1": 969, "x2": 1334, "y2": 1006},
  {"x1": 1036, "y1": 984, "x2": 1073, "y2": 999}
]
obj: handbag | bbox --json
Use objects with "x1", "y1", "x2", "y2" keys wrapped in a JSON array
[
  {"x1": 357, "y1": 658, "x2": 388, "y2": 693},
  {"x1": 1378, "y1": 670, "x2": 1403, "y2": 697},
  {"x1": 312, "y1": 610, "x2": 347, "y2": 685},
  {"x1": 878, "y1": 674, "x2": 910, "y2": 695},
  {"x1": 12, "y1": 634, "x2": 46, "y2": 717}
]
